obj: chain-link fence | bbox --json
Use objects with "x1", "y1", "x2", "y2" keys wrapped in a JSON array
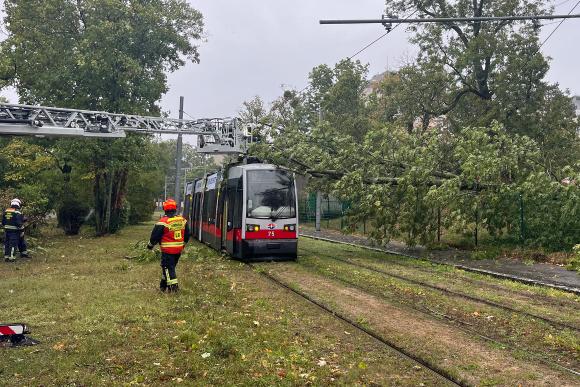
[{"x1": 299, "y1": 193, "x2": 372, "y2": 235}]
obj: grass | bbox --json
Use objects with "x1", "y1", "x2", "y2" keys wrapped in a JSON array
[
  {"x1": 296, "y1": 238, "x2": 580, "y2": 370},
  {"x1": 256, "y1": 261, "x2": 576, "y2": 386},
  {"x1": 0, "y1": 221, "x2": 449, "y2": 386}
]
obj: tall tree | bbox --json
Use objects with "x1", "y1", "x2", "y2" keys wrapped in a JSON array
[
  {"x1": 383, "y1": 0, "x2": 579, "y2": 171},
  {"x1": 306, "y1": 60, "x2": 370, "y2": 139},
  {"x1": 0, "y1": 0, "x2": 204, "y2": 234},
  {"x1": 239, "y1": 96, "x2": 266, "y2": 125}
]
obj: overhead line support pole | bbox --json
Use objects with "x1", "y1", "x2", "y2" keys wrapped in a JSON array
[
  {"x1": 320, "y1": 14, "x2": 580, "y2": 25},
  {"x1": 175, "y1": 96, "x2": 184, "y2": 212}
]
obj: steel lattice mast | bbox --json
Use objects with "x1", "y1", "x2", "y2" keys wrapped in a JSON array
[{"x1": 0, "y1": 103, "x2": 246, "y2": 154}]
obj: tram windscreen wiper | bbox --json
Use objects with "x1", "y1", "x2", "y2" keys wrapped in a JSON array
[{"x1": 270, "y1": 206, "x2": 288, "y2": 221}]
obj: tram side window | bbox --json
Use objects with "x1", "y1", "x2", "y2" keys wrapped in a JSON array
[
  {"x1": 183, "y1": 195, "x2": 192, "y2": 219},
  {"x1": 193, "y1": 193, "x2": 201, "y2": 222},
  {"x1": 232, "y1": 177, "x2": 243, "y2": 229},
  {"x1": 202, "y1": 191, "x2": 212, "y2": 223},
  {"x1": 216, "y1": 187, "x2": 226, "y2": 229},
  {"x1": 205, "y1": 190, "x2": 217, "y2": 224},
  {"x1": 226, "y1": 189, "x2": 234, "y2": 230}
]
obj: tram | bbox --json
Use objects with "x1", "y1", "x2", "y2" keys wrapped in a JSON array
[{"x1": 183, "y1": 159, "x2": 298, "y2": 261}]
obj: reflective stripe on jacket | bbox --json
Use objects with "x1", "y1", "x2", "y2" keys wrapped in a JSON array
[
  {"x1": 157, "y1": 216, "x2": 187, "y2": 254},
  {"x1": 2, "y1": 208, "x2": 24, "y2": 231}
]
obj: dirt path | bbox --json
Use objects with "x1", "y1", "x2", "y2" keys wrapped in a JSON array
[
  {"x1": 261, "y1": 262, "x2": 580, "y2": 386},
  {"x1": 301, "y1": 228, "x2": 580, "y2": 292}
]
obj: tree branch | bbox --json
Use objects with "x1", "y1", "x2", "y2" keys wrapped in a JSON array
[
  {"x1": 436, "y1": 41, "x2": 480, "y2": 94},
  {"x1": 425, "y1": 88, "x2": 471, "y2": 116},
  {"x1": 307, "y1": 169, "x2": 487, "y2": 191}
]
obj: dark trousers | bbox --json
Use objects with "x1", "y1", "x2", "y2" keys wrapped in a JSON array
[
  {"x1": 4, "y1": 231, "x2": 27, "y2": 259},
  {"x1": 160, "y1": 252, "x2": 180, "y2": 292}
]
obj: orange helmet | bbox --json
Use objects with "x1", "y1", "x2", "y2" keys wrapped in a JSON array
[{"x1": 163, "y1": 199, "x2": 177, "y2": 211}]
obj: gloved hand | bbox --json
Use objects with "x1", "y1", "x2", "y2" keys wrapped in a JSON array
[{"x1": 147, "y1": 242, "x2": 154, "y2": 250}]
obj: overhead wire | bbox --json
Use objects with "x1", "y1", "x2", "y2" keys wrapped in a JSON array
[
  {"x1": 272, "y1": 3, "x2": 577, "y2": 139},
  {"x1": 348, "y1": 10, "x2": 418, "y2": 60},
  {"x1": 294, "y1": 9, "x2": 418, "y2": 96},
  {"x1": 540, "y1": 0, "x2": 580, "y2": 48},
  {"x1": 403, "y1": 0, "x2": 580, "y2": 115}
]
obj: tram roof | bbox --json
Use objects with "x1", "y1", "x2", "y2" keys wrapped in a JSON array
[{"x1": 233, "y1": 163, "x2": 281, "y2": 171}]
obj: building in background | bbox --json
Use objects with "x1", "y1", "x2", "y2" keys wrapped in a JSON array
[
  {"x1": 573, "y1": 95, "x2": 580, "y2": 116},
  {"x1": 363, "y1": 72, "x2": 389, "y2": 98}
]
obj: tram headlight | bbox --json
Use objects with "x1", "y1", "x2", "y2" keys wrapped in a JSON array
[
  {"x1": 246, "y1": 224, "x2": 260, "y2": 232},
  {"x1": 284, "y1": 224, "x2": 296, "y2": 232}
]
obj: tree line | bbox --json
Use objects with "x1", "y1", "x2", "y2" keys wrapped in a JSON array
[
  {"x1": 0, "y1": 0, "x2": 210, "y2": 235},
  {"x1": 245, "y1": 0, "x2": 579, "y2": 250}
]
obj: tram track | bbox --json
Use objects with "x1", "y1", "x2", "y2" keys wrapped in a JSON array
[
  {"x1": 300, "y1": 234, "x2": 580, "y2": 295},
  {"x1": 245, "y1": 262, "x2": 467, "y2": 387},
  {"x1": 291, "y1": 253, "x2": 580, "y2": 378},
  {"x1": 299, "y1": 246, "x2": 580, "y2": 333}
]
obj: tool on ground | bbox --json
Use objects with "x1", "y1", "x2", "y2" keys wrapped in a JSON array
[{"x1": 0, "y1": 323, "x2": 39, "y2": 347}]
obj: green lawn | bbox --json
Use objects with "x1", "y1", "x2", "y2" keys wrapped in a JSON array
[{"x1": 0, "y1": 222, "x2": 448, "y2": 386}]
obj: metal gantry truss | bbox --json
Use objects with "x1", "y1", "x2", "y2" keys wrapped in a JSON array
[{"x1": 0, "y1": 103, "x2": 246, "y2": 154}]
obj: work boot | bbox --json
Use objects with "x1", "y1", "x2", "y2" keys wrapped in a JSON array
[
  {"x1": 159, "y1": 279, "x2": 167, "y2": 292},
  {"x1": 168, "y1": 284, "x2": 179, "y2": 293},
  {"x1": 20, "y1": 253, "x2": 31, "y2": 259},
  {"x1": 4, "y1": 256, "x2": 15, "y2": 263}
]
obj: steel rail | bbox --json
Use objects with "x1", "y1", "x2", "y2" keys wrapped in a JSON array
[
  {"x1": 246, "y1": 263, "x2": 467, "y2": 387},
  {"x1": 299, "y1": 246, "x2": 580, "y2": 332},
  {"x1": 291, "y1": 257, "x2": 580, "y2": 378}
]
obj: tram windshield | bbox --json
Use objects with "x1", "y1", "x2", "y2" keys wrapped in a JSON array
[{"x1": 246, "y1": 170, "x2": 296, "y2": 219}]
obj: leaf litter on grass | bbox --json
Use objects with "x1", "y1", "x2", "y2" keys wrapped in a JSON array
[{"x1": 125, "y1": 240, "x2": 202, "y2": 262}]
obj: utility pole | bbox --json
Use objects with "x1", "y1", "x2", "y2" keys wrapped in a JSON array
[
  {"x1": 164, "y1": 176, "x2": 168, "y2": 201},
  {"x1": 315, "y1": 106, "x2": 324, "y2": 232},
  {"x1": 175, "y1": 96, "x2": 184, "y2": 212},
  {"x1": 315, "y1": 192, "x2": 322, "y2": 232}
]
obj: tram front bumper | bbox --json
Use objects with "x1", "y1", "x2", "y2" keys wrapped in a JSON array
[{"x1": 241, "y1": 239, "x2": 298, "y2": 261}]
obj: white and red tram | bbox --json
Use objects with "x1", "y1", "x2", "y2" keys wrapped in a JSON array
[{"x1": 183, "y1": 159, "x2": 298, "y2": 261}]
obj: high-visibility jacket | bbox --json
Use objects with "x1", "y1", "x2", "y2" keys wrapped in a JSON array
[
  {"x1": 149, "y1": 214, "x2": 190, "y2": 254},
  {"x1": 2, "y1": 207, "x2": 25, "y2": 232}
]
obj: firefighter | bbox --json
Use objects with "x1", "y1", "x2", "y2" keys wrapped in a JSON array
[
  {"x1": 2, "y1": 198, "x2": 30, "y2": 262},
  {"x1": 147, "y1": 199, "x2": 190, "y2": 292}
]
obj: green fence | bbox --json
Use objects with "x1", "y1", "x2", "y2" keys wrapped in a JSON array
[
  {"x1": 298, "y1": 191, "x2": 579, "y2": 250},
  {"x1": 299, "y1": 194, "x2": 373, "y2": 234}
]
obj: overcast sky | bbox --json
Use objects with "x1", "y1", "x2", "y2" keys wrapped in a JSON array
[{"x1": 1, "y1": 0, "x2": 579, "y2": 119}]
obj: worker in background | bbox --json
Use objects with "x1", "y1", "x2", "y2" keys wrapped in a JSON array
[
  {"x1": 2, "y1": 198, "x2": 30, "y2": 262},
  {"x1": 147, "y1": 199, "x2": 190, "y2": 292}
]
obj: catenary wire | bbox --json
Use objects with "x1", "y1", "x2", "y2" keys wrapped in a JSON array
[
  {"x1": 348, "y1": 10, "x2": 418, "y2": 60},
  {"x1": 295, "y1": 10, "x2": 418, "y2": 95},
  {"x1": 540, "y1": 0, "x2": 580, "y2": 48}
]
